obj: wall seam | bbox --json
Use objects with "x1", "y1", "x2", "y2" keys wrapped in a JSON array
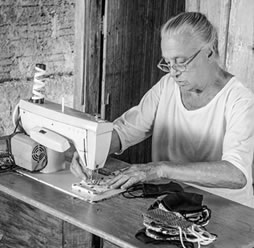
[{"x1": 223, "y1": 0, "x2": 232, "y2": 69}]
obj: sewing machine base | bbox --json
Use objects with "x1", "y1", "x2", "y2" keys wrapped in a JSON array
[
  {"x1": 16, "y1": 167, "x2": 126, "y2": 203},
  {"x1": 72, "y1": 180, "x2": 125, "y2": 203}
]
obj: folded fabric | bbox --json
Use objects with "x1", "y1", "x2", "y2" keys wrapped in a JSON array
[
  {"x1": 151, "y1": 191, "x2": 203, "y2": 212},
  {"x1": 123, "y1": 181, "x2": 183, "y2": 198},
  {"x1": 135, "y1": 228, "x2": 194, "y2": 248},
  {"x1": 143, "y1": 208, "x2": 217, "y2": 248},
  {"x1": 143, "y1": 208, "x2": 194, "y2": 233},
  {"x1": 136, "y1": 191, "x2": 217, "y2": 248},
  {"x1": 143, "y1": 181, "x2": 184, "y2": 197}
]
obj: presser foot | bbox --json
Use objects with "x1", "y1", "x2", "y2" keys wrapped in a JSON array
[
  {"x1": 71, "y1": 168, "x2": 128, "y2": 202},
  {"x1": 87, "y1": 169, "x2": 102, "y2": 185}
]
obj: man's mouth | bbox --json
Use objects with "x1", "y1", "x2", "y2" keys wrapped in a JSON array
[{"x1": 176, "y1": 81, "x2": 187, "y2": 86}]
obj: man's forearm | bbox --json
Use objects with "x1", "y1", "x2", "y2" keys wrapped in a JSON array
[{"x1": 159, "y1": 160, "x2": 247, "y2": 189}]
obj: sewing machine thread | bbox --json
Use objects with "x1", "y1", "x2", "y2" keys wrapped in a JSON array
[{"x1": 31, "y1": 63, "x2": 46, "y2": 104}]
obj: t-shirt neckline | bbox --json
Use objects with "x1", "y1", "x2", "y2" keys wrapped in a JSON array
[{"x1": 175, "y1": 77, "x2": 236, "y2": 113}]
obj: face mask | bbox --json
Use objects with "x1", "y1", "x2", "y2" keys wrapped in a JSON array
[
  {"x1": 143, "y1": 207, "x2": 217, "y2": 248},
  {"x1": 122, "y1": 181, "x2": 183, "y2": 198},
  {"x1": 135, "y1": 189, "x2": 216, "y2": 248},
  {"x1": 149, "y1": 192, "x2": 211, "y2": 226}
]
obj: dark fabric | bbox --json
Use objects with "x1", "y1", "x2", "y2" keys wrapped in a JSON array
[
  {"x1": 149, "y1": 191, "x2": 203, "y2": 213},
  {"x1": 161, "y1": 192, "x2": 203, "y2": 213},
  {"x1": 123, "y1": 181, "x2": 184, "y2": 198},
  {"x1": 142, "y1": 181, "x2": 184, "y2": 197}
]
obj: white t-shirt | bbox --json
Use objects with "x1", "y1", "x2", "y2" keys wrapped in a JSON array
[{"x1": 114, "y1": 75, "x2": 254, "y2": 208}]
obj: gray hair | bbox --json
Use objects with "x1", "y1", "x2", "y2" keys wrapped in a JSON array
[{"x1": 161, "y1": 12, "x2": 219, "y2": 57}]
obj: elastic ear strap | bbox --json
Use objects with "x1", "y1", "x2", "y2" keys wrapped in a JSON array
[
  {"x1": 184, "y1": 225, "x2": 217, "y2": 247},
  {"x1": 183, "y1": 206, "x2": 211, "y2": 226},
  {"x1": 122, "y1": 184, "x2": 144, "y2": 198}
]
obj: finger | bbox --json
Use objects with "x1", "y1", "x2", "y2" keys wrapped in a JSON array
[
  {"x1": 104, "y1": 173, "x2": 125, "y2": 186},
  {"x1": 112, "y1": 167, "x2": 130, "y2": 176},
  {"x1": 70, "y1": 165, "x2": 82, "y2": 179},
  {"x1": 78, "y1": 156, "x2": 85, "y2": 167},
  {"x1": 109, "y1": 175, "x2": 130, "y2": 189},
  {"x1": 99, "y1": 169, "x2": 126, "y2": 185},
  {"x1": 70, "y1": 165, "x2": 78, "y2": 177},
  {"x1": 108, "y1": 168, "x2": 143, "y2": 189},
  {"x1": 72, "y1": 151, "x2": 79, "y2": 161},
  {"x1": 108, "y1": 171, "x2": 139, "y2": 189},
  {"x1": 70, "y1": 162, "x2": 85, "y2": 179},
  {"x1": 70, "y1": 152, "x2": 88, "y2": 180},
  {"x1": 119, "y1": 177, "x2": 139, "y2": 189},
  {"x1": 99, "y1": 176, "x2": 120, "y2": 187},
  {"x1": 75, "y1": 153, "x2": 91, "y2": 178}
]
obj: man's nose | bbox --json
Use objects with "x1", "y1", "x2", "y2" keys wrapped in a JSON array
[{"x1": 170, "y1": 67, "x2": 181, "y2": 78}]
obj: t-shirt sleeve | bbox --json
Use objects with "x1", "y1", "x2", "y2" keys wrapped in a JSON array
[
  {"x1": 223, "y1": 94, "x2": 254, "y2": 180},
  {"x1": 113, "y1": 81, "x2": 162, "y2": 153}
]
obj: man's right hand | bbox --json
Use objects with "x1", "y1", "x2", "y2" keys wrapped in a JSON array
[
  {"x1": 70, "y1": 151, "x2": 92, "y2": 180},
  {"x1": 70, "y1": 129, "x2": 121, "y2": 180}
]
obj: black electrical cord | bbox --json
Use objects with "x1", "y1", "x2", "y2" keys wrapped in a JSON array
[
  {"x1": 0, "y1": 116, "x2": 24, "y2": 173},
  {"x1": 0, "y1": 152, "x2": 17, "y2": 173}
]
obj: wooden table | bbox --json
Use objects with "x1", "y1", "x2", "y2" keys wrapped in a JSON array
[{"x1": 0, "y1": 158, "x2": 254, "y2": 248}]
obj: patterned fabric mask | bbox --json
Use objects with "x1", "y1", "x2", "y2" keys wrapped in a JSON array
[{"x1": 143, "y1": 205, "x2": 217, "y2": 248}]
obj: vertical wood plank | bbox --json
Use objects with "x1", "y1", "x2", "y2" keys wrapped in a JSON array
[
  {"x1": 86, "y1": 0, "x2": 104, "y2": 114},
  {"x1": 185, "y1": 0, "x2": 200, "y2": 11},
  {"x1": 74, "y1": 0, "x2": 85, "y2": 111},
  {"x1": 185, "y1": 0, "x2": 231, "y2": 67},
  {"x1": 63, "y1": 222, "x2": 102, "y2": 248},
  {"x1": 226, "y1": 0, "x2": 254, "y2": 91},
  {"x1": 0, "y1": 192, "x2": 63, "y2": 248},
  {"x1": 104, "y1": 0, "x2": 185, "y2": 163},
  {"x1": 74, "y1": 0, "x2": 103, "y2": 113},
  {"x1": 103, "y1": 240, "x2": 120, "y2": 248},
  {"x1": 199, "y1": 0, "x2": 231, "y2": 67}
]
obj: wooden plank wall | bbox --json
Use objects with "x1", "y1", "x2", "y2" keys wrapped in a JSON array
[
  {"x1": 104, "y1": 0, "x2": 185, "y2": 163},
  {"x1": 186, "y1": 0, "x2": 254, "y2": 92},
  {"x1": 0, "y1": 192, "x2": 91, "y2": 248},
  {"x1": 74, "y1": 0, "x2": 103, "y2": 113},
  {"x1": 104, "y1": 0, "x2": 184, "y2": 121},
  {"x1": 226, "y1": 0, "x2": 254, "y2": 90},
  {"x1": 73, "y1": 0, "x2": 185, "y2": 164}
]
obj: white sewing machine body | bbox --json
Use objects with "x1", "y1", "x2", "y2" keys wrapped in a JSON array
[{"x1": 17, "y1": 99, "x2": 113, "y2": 172}]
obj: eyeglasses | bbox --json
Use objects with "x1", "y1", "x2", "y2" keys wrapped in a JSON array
[{"x1": 157, "y1": 48, "x2": 202, "y2": 73}]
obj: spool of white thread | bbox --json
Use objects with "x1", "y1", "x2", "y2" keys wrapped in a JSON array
[{"x1": 31, "y1": 63, "x2": 46, "y2": 104}]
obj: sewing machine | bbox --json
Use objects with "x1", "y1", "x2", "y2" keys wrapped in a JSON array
[
  {"x1": 12, "y1": 99, "x2": 113, "y2": 174},
  {"x1": 11, "y1": 99, "x2": 126, "y2": 202}
]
